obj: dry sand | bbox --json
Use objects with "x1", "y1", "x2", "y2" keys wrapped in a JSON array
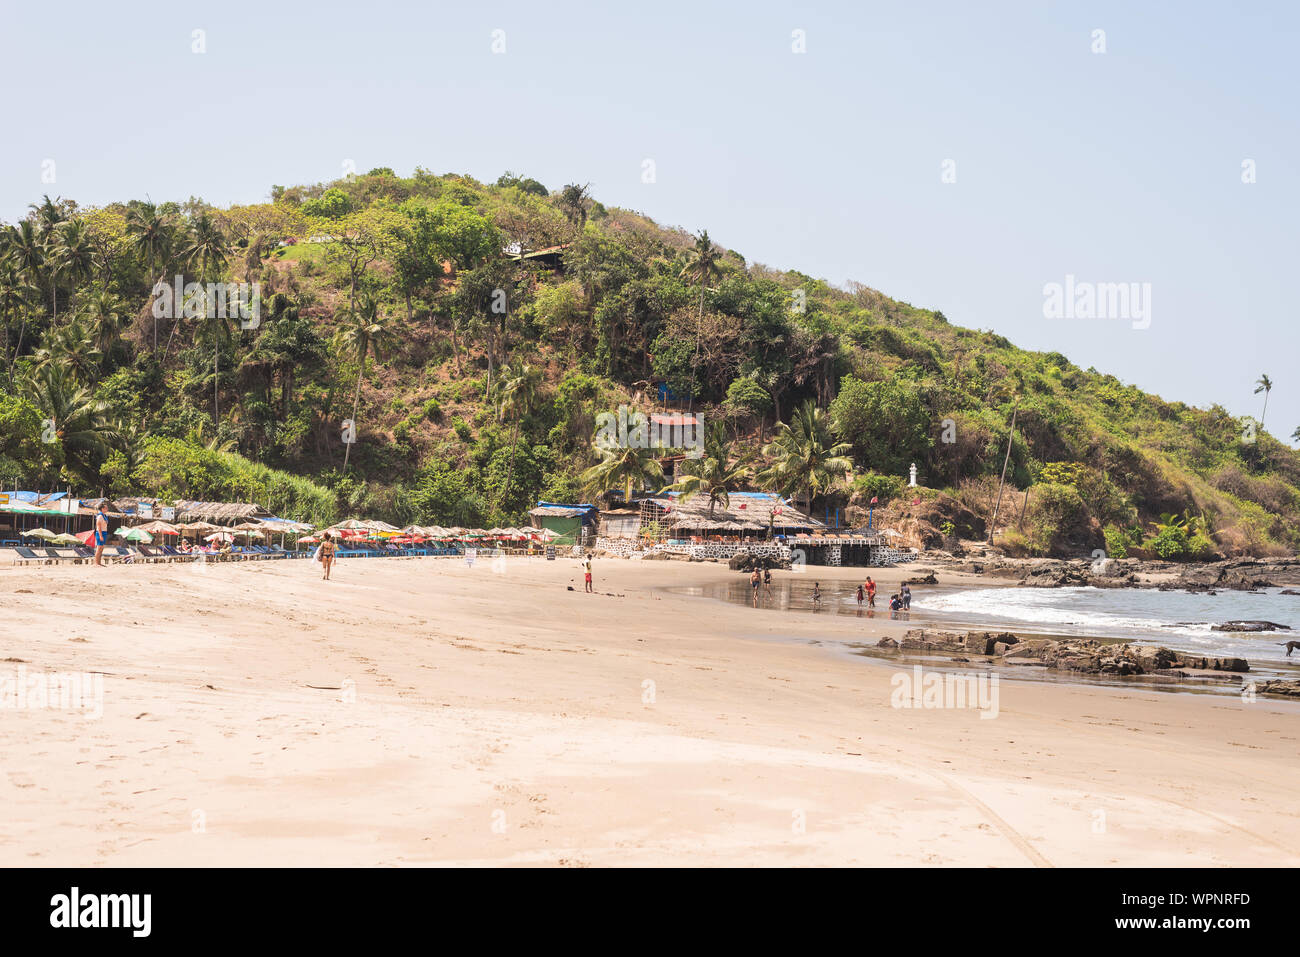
[{"x1": 1, "y1": 554, "x2": 1297, "y2": 867}]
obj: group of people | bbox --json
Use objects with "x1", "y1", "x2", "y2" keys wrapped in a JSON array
[
  {"x1": 747, "y1": 566, "x2": 914, "y2": 615},
  {"x1": 853, "y1": 576, "x2": 911, "y2": 612}
]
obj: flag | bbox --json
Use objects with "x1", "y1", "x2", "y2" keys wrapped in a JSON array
[{"x1": 870, "y1": 496, "x2": 878, "y2": 505}]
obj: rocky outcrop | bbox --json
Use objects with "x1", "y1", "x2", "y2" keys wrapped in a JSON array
[
  {"x1": 1255, "y1": 679, "x2": 1300, "y2": 697},
  {"x1": 883, "y1": 630, "x2": 1250, "y2": 676},
  {"x1": 1211, "y1": 620, "x2": 1290, "y2": 632}
]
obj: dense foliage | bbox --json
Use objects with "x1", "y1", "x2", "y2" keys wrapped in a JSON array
[{"x1": 2, "y1": 170, "x2": 1297, "y2": 556}]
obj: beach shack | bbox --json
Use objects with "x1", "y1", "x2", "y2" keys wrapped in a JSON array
[{"x1": 527, "y1": 503, "x2": 597, "y2": 545}]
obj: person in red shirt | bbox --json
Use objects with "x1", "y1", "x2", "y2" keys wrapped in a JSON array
[{"x1": 864, "y1": 576, "x2": 876, "y2": 608}]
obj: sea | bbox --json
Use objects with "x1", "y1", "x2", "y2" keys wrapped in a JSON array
[{"x1": 689, "y1": 578, "x2": 1300, "y2": 667}]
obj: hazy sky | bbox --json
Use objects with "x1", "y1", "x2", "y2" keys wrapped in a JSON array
[{"x1": 4, "y1": 1, "x2": 1297, "y2": 441}]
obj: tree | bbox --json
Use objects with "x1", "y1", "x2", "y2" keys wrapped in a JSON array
[
  {"x1": 581, "y1": 445, "x2": 665, "y2": 504},
  {"x1": 758, "y1": 400, "x2": 852, "y2": 513},
  {"x1": 829, "y1": 376, "x2": 932, "y2": 475},
  {"x1": 0, "y1": 257, "x2": 38, "y2": 377},
  {"x1": 679, "y1": 230, "x2": 724, "y2": 408},
  {"x1": 669, "y1": 420, "x2": 755, "y2": 516},
  {"x1": 126, "y1": 202, "x2": 176, "y2": 352},
  {"x1": 79, "y1": 291, "x2": 125, "y2": 367},
  {"x1": 51, "y1": 218, "x2": 95, "y2": 318},
  {"x1": 333, "y1": 294, "x2": 395, "y2": 471},
  {"x1": 557, "y1": 183, "x2": 591, "y2": 231},
  {"x1": 1255, "y1": 374, "x2": 1273, "y2": 429},
  {"x1": 6, "y1": 221, "x2": 46, "y2": 366},
  {"x1": 495, "y1": 361, "x2": 544, "y2": 507},
  {"x1": 21, "y1": 363, "x2": 118, "y2": 486}
]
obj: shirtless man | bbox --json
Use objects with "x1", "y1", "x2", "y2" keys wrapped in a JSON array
[{"x1": 93, "y1": 504, "x2": 110, "y2": 567}]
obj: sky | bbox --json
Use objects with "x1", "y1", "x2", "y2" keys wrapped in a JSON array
[{"x1": 4, "y1": 0, "x2": 1297, "y2": 442}]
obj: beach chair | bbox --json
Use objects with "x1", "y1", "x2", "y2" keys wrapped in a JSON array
[
  {"x1": 13, "y1": 546, "x2": 57, "y2": 566},
  {"x1": 47, "y1": 547, "x2": 87, "y2": 565}
]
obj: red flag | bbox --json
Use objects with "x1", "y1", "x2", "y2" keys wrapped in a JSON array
[{"x1": 870, "y1": 496, "x2": 878, "y2": 505}]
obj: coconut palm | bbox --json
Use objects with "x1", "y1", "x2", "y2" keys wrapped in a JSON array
[
  {"x1": 126, "y1": 202, "x2": 175, "y2": 352},
  {"x1": 679, "y1": 230, "x2": 724, "y2": 406},
  {"x1": 193, "y1": 293, "x2": 234, "y2": 424},
  {"x1": 581, "y1": 443, "x2": 665, "y2": 504},
  {"x1": 51, "y1": 218, "x2": 95, "y2": 318},
  {"x1": 1255, "y1": 374, "x2": 1273, "y2": 429},
  {"x1": 31, "y1": 318, "x2": 102, "y2": 385},
  {"x1": 668, "y1": 419, "x2": 755, "y2": 517},
  {"x1": 5, "y1": 221, "x2": 47, "y2": 367},
  {"x1": 333, "y1": 294, "x2": 396, "y2": 471},
  {"x1": 495, "y1": 361, "x2": 544, "y2": 506},
  {"x1": 0, "y1": 258, "x2": 38, "y2": 377},
  {"x1": 21, "y1": 363, "x2": 118, "y2": 486},
  {"x1": 79, "y1": 290, "x2": 126, "y2": 363},
  {"x1": 758, "y1": 400, "x2": 853, "y2": 513}
]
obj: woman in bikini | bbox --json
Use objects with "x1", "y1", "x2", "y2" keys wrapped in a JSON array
[{"x1": 320, "y1": 531, "x2": 337, "y2": 581}]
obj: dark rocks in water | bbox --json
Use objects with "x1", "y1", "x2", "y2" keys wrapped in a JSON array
[
  {"x1": 876, "y1": 637, "x2": 899, "y2": 649},
  {"x1": 1211, "y1": 620, "x2": 1291, "y2": 632},
  {"x1": 728, "y1": 554, "x2": 788, "y2": 571},
  {"x1": 1256, "y1": 679, "x2": 1300, "y2": 698},
  {"x1": 1177, "y1": 654, "x2": 1250, "y2": 672},
  {"x1": 1280, "y1": 589, "x2": 1300, "y2": 596},
  {"x1": 903, "y1": 571, "x2": 939, "y2": 585}
]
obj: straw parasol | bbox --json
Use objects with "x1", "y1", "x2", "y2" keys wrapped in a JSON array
[
  {"x1": 49, "y1": 532, "x2": 81, "y2": 545},
  {"x1": 204, "y1": 530, "x2": 234, "y2": 543},
  {"x1": 24, "y1": 527, "x2": 57, "y2": 540},
  {"x1": 137, "y1": 520, "x2": 180, "y2": 536}
]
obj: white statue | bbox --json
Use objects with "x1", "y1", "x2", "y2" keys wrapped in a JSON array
[{"x1": 909, "y1": 463, "x2": 917, "y2": 487}]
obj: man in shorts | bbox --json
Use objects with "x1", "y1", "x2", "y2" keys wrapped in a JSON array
[
  {"x1": 582, "y1": 553, "x2": 594, "y2": 593},
  {"x1": 93, "y1": 504, "x2": 110, "y2": 567}
]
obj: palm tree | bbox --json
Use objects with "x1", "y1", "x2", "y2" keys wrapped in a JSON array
[
  {"x1": 496, "y1": 361, "x2": 544, "y2": 507},
  {"x1": 679, "y1": 230, "x2": 724, "y2": 407},
  {"x1": 31, "y1": 318, "x2": 102, "y2": 385},
  {"x1": 126, "y1": 202, "x2": 175, "y2": 352},
  {"x1": 581, "y1": 444, "x2": 665, "y2": 504},
  {"x1": 165, "y1": 212, "x2": 228, "y2": 358},
  {"x1": 1255, "y1": 374, "x2": 1273, "y2": 429},
  {"x1": 1291, "y1": 425, "x2": 1300, "y2": 445},
  {"x1": 0, "y1": 257, "x2": 38, "y2": 377},
  {"x1": 758, "y1": 400, "x2": 852, "y2": 514},
  {"x1": 6, "y1": 221, "x2": 46, "y2": 364},
  {"x1": 51, "y1": 218, "x2": 95, "y2": 318},
  {"x1": 79, "y1": 290, "x2": 125, "y2": 363},
  {"x1": 332, "y1": 295, "x2": 395, "y2": 471},
  {"x1": 193, "y1": 293, "x2": 234, "y2": 425},
  {"x1": 668, "y1": 420, "x2": 755, "y2": 517},
  {"x1": 22, "y1": 363, "x2": 118, "y2": 486}
]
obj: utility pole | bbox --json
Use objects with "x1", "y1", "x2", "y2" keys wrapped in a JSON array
[{"x1": 987, "y1": 397, "x2": 1019, "y2": 544}]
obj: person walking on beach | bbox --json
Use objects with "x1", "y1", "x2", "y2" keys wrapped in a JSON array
[
  {"x1": 865, "y1": 576, "x2": 876, "y2": 608},
  {"x1": 750, "y1": 567, "x2": 761, "y2": 606},
  {"x1": 93, "y1": 504, "x2": 110, "y2": 567},
  {"x1": 582, "y1": 553, "x2": 594, "y2": 593},
  {"x1": 319, "y1": 532, "x2": 336, "y2": 581},
  {"x1": 763, "y1": 566, "x2": 773, "y2": 597},
  {"x1": 856, "y1": 584, "x2": 865, "y2": 607},
  {"x1": 901, "y1": 583, "x2": 911, "y2": 610},
  {"x1": 812, "y1": 582, "x2": 822, "y2": 608}
]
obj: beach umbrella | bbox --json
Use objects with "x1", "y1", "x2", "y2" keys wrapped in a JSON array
[
  {"x1": 122, "y1": 528, "x2": 153, "y2": 543},
  {"x1": 23, "y1": 527, "x2": 57, "y2": 540},
  {"x1": 75, "y1": 529, "x2": 96, "y2": 546},
  {"x1": 137, "y1": 520, "x2": 180, "y2": 536},
  {"x1": 50, "y1": 532, "x2": 82, "y2": 546},
  {"x1": 204, "y1": 530, "x2": 234, "y2": 543}
]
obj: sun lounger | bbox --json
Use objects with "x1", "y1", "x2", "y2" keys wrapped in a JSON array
[
  {"x1": 12, "y1": 546, "x2": 56, "y2": 566},
  {"x1": 47, "y1": 547, "x2": 87, "y2": 565}
]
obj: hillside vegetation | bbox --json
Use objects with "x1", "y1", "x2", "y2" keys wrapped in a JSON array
[{"x1": 2, "y1": 168, "x2": 1297, "y2": 558}]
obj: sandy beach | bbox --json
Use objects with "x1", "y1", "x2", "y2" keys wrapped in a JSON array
[{"x1": 2, "y1": 555, "x2": 1298, "y2": 867}]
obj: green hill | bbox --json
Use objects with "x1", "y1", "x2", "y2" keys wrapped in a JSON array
[{"x1": 2, "y1": 168, "x2": 1296, "y2": 558}]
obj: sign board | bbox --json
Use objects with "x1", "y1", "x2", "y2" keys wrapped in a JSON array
[
  {"x1": 545, "y1": 545, "x2": 556, "y2": 561},
  {"x1": 464, "y1": 547, "x2": 476, "y2": 568},
  {"x1": 60, "y1": 498, "x2": 80, "y2": 514},
  {"x1": 140, "y1": 503, "x2": 154, "y2": 519},
  {"x1": 0, "y1": 493, "x2": 7, "y2": 504},
  {"x1": 161, "y1": 507, "x2": 176, "y2": 522}
]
